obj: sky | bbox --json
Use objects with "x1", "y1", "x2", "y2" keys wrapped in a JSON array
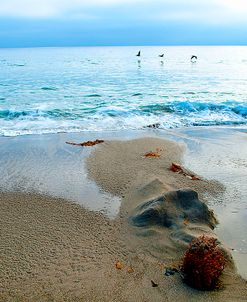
[{"x1": 0, "y1": 0, "x2": 247, "y2": 47}]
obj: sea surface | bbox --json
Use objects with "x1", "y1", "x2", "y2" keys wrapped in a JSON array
[{"x1": 0, "y1": 46, "x2": 247, "y2": 136}]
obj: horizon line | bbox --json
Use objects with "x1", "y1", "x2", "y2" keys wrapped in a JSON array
[{"x1": 1, "y1": 44, "x2": 247, "y2": 49}]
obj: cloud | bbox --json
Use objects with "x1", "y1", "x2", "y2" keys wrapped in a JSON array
[
  {"x1": 0, "y1": 0, "x2": 146, "y2": 18},
  {"x1": 146, "y1": 0, "x2": 247, "y2": 25},
  {"x1": 219, "y1": 0, "x2": 247, "y2": 12},
  {"x1": 0, "y1": 0, "x2": 247, "y2": 24},
  {"x1": 1, "y1": 0, "x2": 247, "y2": 47}
]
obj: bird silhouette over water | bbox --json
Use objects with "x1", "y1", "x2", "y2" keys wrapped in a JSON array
[
  {"x1": 191, "y1": 55, "x2": 198, "y2": 62},
  {"x1": 159, "y1": 54, "x2": 164, "y2": 57},
  {"x1": 136, "y1": 50, "x2": 141, "y2": 57}
]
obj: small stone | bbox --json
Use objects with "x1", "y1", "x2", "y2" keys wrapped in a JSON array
[
  {"x1": 151, "y1": 280, "x2": 158, "y2": 287},
  {"x1": 164, "y1": 268, "x2": 178, "y2": 276}
]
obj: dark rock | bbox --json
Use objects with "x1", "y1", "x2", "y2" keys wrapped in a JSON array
[
  {"x1": 145, "y1": 123, "x2": 161, "y2": 129},
  {"x1": 164, "y1": 268, "x2": 178, "y2": 276},
  {"x1": 130, "y1": 189, "x2": 217, "y2": 230}
]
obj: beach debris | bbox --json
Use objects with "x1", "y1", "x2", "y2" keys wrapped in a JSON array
[
  {"x1": 182, "y1": 235, "x2": 226, "y2": 290},
  {"x1": 164, "y1": 267, "x2": 179, "y2": 276},
  {"x1": 170, "y1": 162, "x2": 182, "y2": 172},
  {"x1": 191, "y1": 175, "x2": 200, "y2": 180},
  {"x1": 145, "y1": 152, "x2": 160, "y2": 158},
  {"x1": 145, "y1": 123, "x2": 161, "y2": 129},
  {"x1": 170, "y1": 162, "x2": 200, "y2": 180},
  {"x1": 183, "y1": 218, "x2": 190, "y2": 226},
  {"x1": 144, "y1": 148, "x2": 162, "y2": 158},
  {"x1": 115, "y1": 261, "x2": 124, "y2": 270},
  {"x1": 151, "y1": 280, "x2": 158, "y2": 287},
  {"x1": 66, "y1": 139, "x2": 104, "y2": 147},
  {"x1": 127, "y1": 266, "x2": 134, "y2": 273}
]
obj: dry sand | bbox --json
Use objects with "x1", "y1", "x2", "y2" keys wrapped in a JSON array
[{"x1": 0, "y1": 137, "x2": 246, "y2": 301}]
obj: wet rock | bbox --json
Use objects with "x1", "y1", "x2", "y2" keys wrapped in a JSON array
[
  {"x1": 130, "y1": 189, "x2": 217, "y2": 230},
  {"x1": 164, "y1": 268, "x2": 178, "y2": 276},
  {"x1": 145, "y1": 123, "x2": 161, "y2": 129}
]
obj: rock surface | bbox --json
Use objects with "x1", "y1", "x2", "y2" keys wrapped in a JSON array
[{"x1": 130, "y1": 189, "x2": 217, "y2": 230}]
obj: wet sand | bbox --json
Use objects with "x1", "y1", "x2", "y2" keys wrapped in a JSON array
[{"x1": 0, "y1": 129, "x2": 247, "y2": 301}]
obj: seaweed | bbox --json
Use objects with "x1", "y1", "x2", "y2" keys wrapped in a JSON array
[
  {"x1": 182, "y1": 235, "x2": 226, "y2": 290},
  {"x1": 66, "y1": 139, "x2": 104, "y2": 147}
]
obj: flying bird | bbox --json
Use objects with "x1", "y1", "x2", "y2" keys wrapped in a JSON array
[
  {"x1": 191, "y1": 55, "x2": 198, "y2": 62},
  {"x1": 159, "y1": 54, "x2": 164, "y2": 57},
  {"x1": 136, "y1": 50, "x2": 141, "y2": 57}
]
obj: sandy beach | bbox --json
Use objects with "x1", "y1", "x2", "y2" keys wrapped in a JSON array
[{"x1": 0, "y1": 130, "x2": 247, "y2": 301}]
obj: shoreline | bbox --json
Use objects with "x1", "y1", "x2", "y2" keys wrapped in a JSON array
[
  {"x1": 0, "y1": 127, "x2": 246, "y2": 300},
  {"x1": 1, "y1": 124, "x2": 247, "y2": 139}
]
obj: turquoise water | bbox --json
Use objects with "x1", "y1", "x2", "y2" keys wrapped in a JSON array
[{"x1": 0, "y1": 46, "x2": 247, "y2": 136}]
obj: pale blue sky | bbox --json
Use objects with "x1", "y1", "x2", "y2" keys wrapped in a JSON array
[{"x1": 0, "y1": 0, "x2": 247, "y2": 47}]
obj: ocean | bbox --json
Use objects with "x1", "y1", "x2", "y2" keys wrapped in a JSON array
[{"x1": 0, "y1": 46, "x2": 247, "y2": 137}]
